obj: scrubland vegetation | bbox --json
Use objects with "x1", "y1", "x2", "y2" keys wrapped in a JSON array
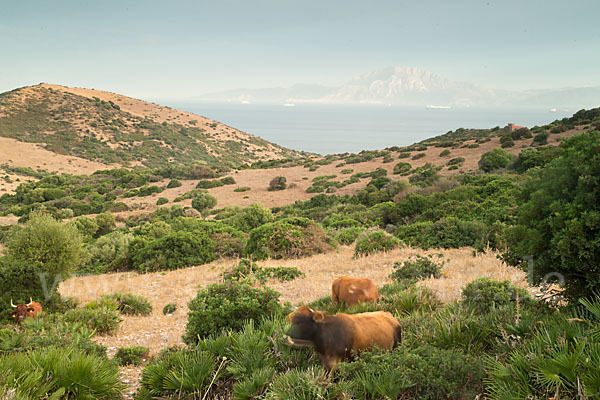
[{"x1": 0, "y1": 107, "x2": 599, "y2": 398}]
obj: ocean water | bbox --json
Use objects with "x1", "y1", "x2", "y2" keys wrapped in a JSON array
[{"x1": 170, "y1": 102, "x2": 572, "y2": 155}]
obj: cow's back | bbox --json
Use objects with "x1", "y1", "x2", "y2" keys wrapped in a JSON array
[
  {"x1": 337, "y1": 311, "x2": 400, "y2": 351},
  {"x1": 332, "y1": 277, "x2": 379, "y2": 306}
]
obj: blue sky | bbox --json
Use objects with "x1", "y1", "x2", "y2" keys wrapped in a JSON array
[{"x1": 1, "y1": 0, "x2": 599, "y2": 99}]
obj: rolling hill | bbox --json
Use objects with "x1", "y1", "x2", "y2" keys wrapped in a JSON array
[{"x1": 0, "y1": 84, "x2": 302, "y2": 170}]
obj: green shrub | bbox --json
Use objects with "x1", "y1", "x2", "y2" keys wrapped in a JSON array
[
  {"x1": 0, "y1": 346, "x2": 123, "y2": 399},
  {"x1": 411, "y1": 152, "x2": 426, "y2": 160},
  {"x1": 341, "y1": 168, "x2": 354, "y2": 174},
  {"x1": 505, "y1": 132, "x2": 600, "y2": 299},
  {"x1": 461, "y1": 278, "x2": 530, "y2": 313},
  {"x1": 162, "y1": 303, "x2": 177, "y2": 315},
  {"x1": 337, "y1": 345, "x2": 484, "y2": 400},
  {"x1": 390, "y1": 255, "x2": 443, "y2": 282},
  {"x1": 392, "y1": 162, "x2": 411, "y2": 176},
  {"x1": 6, "y1": 211, "x2": 85, "y2": 276},
  {"x1": 166, "y1": 179, "x2": 182, "y2": 189},
  {"x1": 115, "y1": 346, "x2": 149, "y2": 366},
  {"x1": 98, "y1": 293, "x2": 153, "y2": 316},
  {"x1": 408, "y1": 165, "x2": 440, "y2": 187},
  {"x1": 63, "y1": 307, "x2": 122, "y2": 335},
  {"x1": 131, "y1": 230, "x2": 215, "y2": 272},
  {"x1": 234, "y1": 186, "x2": 251, "y2": 192},
  {"x1": 222, "y1": 259, "x2": 305, "y2": 284},
  {"x1": 266, "y1": 368, "x2": 329, "y2": 399},
  {"x1": 395, "y1": 217, "x2": 489, "y2": 250},
  {"x1": 95, "y1": 212, "x2": 116, "y2": 236},
  {"x1": 136, "y1": 348, "x2": 220, "y2": 399},
  {"x1": 439, "y1": 149, "x2": 451, "y2": 157},
  {"x1": 532, "y1": 131, "x2": 549, "y2": 145},
  {"x1": 354, "y1": 229, "x2": 400, "y2": 257},
  {"x1": 478, "y1": 148, "x2": 512, "y2": 172},
  {"x1": 334, "y1": 226, "x2": 365, "y2": 245},
  {"x1": 245, "y1": 217, "x2": 333, "y2": 260},
  {"x1": 268, "y1": 176, "x2": 287, "y2": 191},
  {"x1": 191, "y1": 191, "x2": 217, "y2": 213},
  {"x1": 184, "y1": 282, "x2": 283, "y2": 344},
  {"x1": 84, "y1": 231, "x2": 134, "y2": 274},
  {"x1": 446, "y1": 157, "x2": 465, "y2": 166},
  {"x1": 222, "y1": 203, "x2": 274, "y2": 232},
  {"x1": 156, "y1": 197, "x2": 168, "y2": 206}
]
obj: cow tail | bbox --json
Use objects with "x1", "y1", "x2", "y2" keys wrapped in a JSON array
[{"x1": 393, "y1": 325, "x2": 402, "y2": 349}]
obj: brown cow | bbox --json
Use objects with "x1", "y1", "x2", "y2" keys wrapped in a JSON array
[
  {"x1": 11, "y1": 298, "x2": 43, "y2": 323},
  {"x1": 285, "y1": 305, "x2": 401, "y2": 370},
  {"x1": 332, "y1": 277, "x2": 379, "y2": 306}
]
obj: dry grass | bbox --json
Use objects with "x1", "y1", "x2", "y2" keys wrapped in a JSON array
[
  {"x1": 59, "y1": 245, "x2": 526, "y2": 353},
  {"x1": 58, "y1": 245, "x2": 527, "y2": 398}
]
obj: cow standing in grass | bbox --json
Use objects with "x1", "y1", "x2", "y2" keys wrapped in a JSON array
[
  {"x1": 331, "y1": 277, "x2": 379, "y2": 306},
  {"x1": 10, "y1": 298, "x2": 43, "y2": 323},
  {"x1": 285, "y1": 305, "x2": 401, "y2": 370}
]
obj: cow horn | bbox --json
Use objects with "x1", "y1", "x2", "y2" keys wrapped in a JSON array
[
  {"x1": 27, "y1": 297, "x2": 33, "y2": 306},
  {"x1": 10, "y1": 299, "x2": 17, "y2": 308}
]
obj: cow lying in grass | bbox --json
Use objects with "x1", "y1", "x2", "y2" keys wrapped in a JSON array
[
  {"x1": 331, "y1": 276, "x2": 379, "y2": 306},
  {"x1": 285, "y1": 305, "x2": 401, "y2": 370}
]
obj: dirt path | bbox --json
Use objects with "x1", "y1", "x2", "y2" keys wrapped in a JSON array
[{"x1": 59, "y1": 246, "x2": 527, "y2": 398}]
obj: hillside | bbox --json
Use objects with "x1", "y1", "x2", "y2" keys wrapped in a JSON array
[{"x1": 0, "y1": 84, "x2": 302, "y2": 170}]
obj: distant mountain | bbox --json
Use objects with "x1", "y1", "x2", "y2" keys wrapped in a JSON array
[
  {"x1": 197, "y1": 84, "x2": 336, "y2": 104},
  {"x1": 197, "y1": 66, "x2": 600, "y2": 109}
]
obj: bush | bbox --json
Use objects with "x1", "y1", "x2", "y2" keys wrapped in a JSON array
[
  {"x1": 334, "y1": 226, "x2": 365, "y2": 245},
  {"x1": 439, "y1": 149, "x2": 451, "y2": 157},
  {"x1": 446, "y1": 157, "x2": 465, "y2": 166},
  {"x1": 95, "y1": 212, "x2": 116, "y2": 237},
  {"x1": 268, "y1": 176, "x2": 287, "y2": 191},
  {"x1": 184, "y1": 282, "x2": 283, "y2": 344},
  {"x1": 354, "y1": 229, "x2": 400, "y2": 257},
  {"x1": 234, "y1": 186, "x2": 251, "y2": 192},
  {"x1": 131, "y1": 231, "x2": 216, "y2": 272},
  {"x1": 395, "y1": 217, "x2": 489, "y2": 250},
  {"x1": 191, "y1": 191, "x2": 217, "y2": 213},
  {"x1": 166, "y1": 179, "x2": 182, "y2": 189},
  {"x1": 98, "y1": 293, "x2": 153, "y2": 316},
  {"x1": 115, "y1": 346, "x2": 149, "y2": 366},
  {"x1": 63, "y1": 307, "x2": 122, "y2": 335},
  {"x1": 337, "y1": 345, "x2": 484, "y2": 400},
  {"x1": 84, "y1": 231, "x2": 134, "y2": 274},
  {"x1": 478, "y1": 148, "x2": 513, "y2": 172},
  {"x1": 222, "y1": 259, "x2": 305, "y2": 284},
  {"x1": 245, "y1": 217, "x2": 333, "y2": 260},
  {"x1": 532, "y1": 131, "x2": 549, "y2": 145},
  {"x1": 6, "y1": 211, "x2": 85, "y2": 276},
  {"x1": 390, "y1": 255, "x2": 443, "y2": 282},
  {"x1": 412, "y1": 152, "x2": 426, "y2": 160},
  {"x1": 0, "y1": 346, "x2": 123, "y2": 399},
  {"x1": 505, "y1": 132, "x2": 600, "y2": 299},
  {"x1": 223, "y1": 203, "x2": 274, "y2": 232},
  {"x1": 461, "y1": 278, "x2": 530, "y2": 313},
  {"x1": 156, "y1": 197, "x2": 168, "y2": 206},
  {"x1": 162, "y1": 303, "x2": 177, "y2": 315},
  {"x1": 136, "y1": 348, "x2": 220, "y2": 399}
]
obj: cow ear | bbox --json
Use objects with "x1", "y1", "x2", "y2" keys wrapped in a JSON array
[{"x1": 312, "y1": 311, "x2": 325, "y2": 322}]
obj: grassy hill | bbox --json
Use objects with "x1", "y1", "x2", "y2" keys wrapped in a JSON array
[{"x1": 0, "y1": 84, "x2": 302, "y2": 170}]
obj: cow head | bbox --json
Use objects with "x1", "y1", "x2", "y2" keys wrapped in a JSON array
[
  {"x1": 10, "y1": 298, "x2": 36, "y2": 323},
  {"x1": 285, "y1": 305, "x2": 324, "y2": 348}
]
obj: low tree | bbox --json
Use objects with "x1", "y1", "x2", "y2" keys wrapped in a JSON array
[
  {"x1": 505, "y1": 132, "x2": 600, "y2": 299},
  {"x1": 191, "y1": 192, "x2": 217, "y2": 214},
  {"x1": 268, "y1": 176, "x2": 287, "y2": 191},
  {"x1": 478, "y1": 148, "x2": 513, "y2": 172}
]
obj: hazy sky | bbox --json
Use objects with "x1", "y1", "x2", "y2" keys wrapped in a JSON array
[{"x1": 2, "y1": 0, "x2": 599, "y2": 99}]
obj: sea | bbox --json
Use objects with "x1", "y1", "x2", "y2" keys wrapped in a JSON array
[{"x1": 169, "y1": 102, "x2": 574, "y2": 156}]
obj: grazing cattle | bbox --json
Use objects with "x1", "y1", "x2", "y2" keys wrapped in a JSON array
[
  {"x1": 286, "y1": 305, "x2": 401, "y2": 370},
  {"x1": 10, "y1": 298, "x2": 43, "y2": 323},
  {"x1": 331, "y1": 277, "x2": 379, "y2": 306}
]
